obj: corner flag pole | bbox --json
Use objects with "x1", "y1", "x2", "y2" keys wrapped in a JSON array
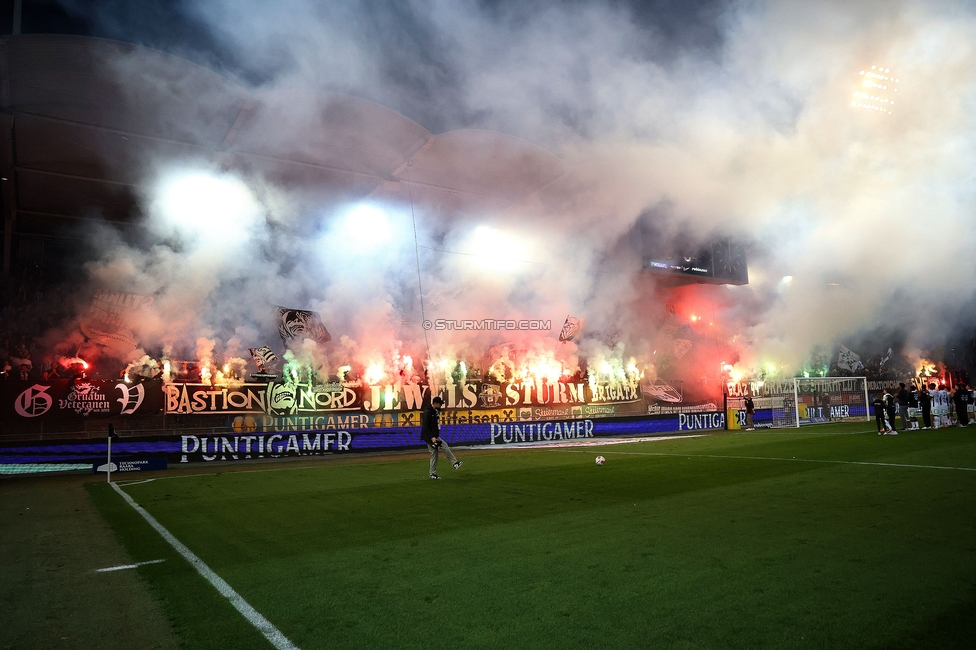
[{"x1": 107, "y1": 424, "x2": 116, "y2": 483}]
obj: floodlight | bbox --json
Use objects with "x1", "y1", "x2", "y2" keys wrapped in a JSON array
[
  {"x1": 151, "y1": 169, "x2": 262, "y2": 247},
  {"x1": 459, "y1": 225, "x2": 534, "y2": 271},
  {"x1": 851, "y1": 65, "x2": 899, "y2": 114},
  {"x1": 338, "y1": 204, "x2": 394, "y2": 248}
]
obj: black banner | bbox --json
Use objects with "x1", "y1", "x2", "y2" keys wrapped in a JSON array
[{"x1": 0, "y1": 379, "x2": 163, "y2": 422}]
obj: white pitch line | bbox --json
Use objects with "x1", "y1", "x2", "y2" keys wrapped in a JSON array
[
  {"x1": 96, "y1": 559, "x2": 166, "y2": 572},
  {"x1": 117, "y1": 472, "x2": 218, "y2": 486},
  {"x1": 732, "y1": 429, "x2": 875, "y2": 436},
  {"x1": 561, "y1": 449, "x2": 976, "y2": 472},
  {"x1": 120, "y1": 478, "x2": 157, "y2": 486},
  {"x1": 110, "y1": 482, "x2": 299, "y2": 650}
]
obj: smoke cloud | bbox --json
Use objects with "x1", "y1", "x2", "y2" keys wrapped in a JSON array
[{"x1": 52, "y1": 0, "x2": 976, "y2": 385}]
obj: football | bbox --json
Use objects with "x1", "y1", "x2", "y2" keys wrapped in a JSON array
[{"x1": 595, "y1": 455, "x2": 606, "y2": 465}]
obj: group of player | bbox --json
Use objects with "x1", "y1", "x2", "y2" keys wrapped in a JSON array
[{"x1": 872, "y1": 381, "x2": 973, "y2": 435}]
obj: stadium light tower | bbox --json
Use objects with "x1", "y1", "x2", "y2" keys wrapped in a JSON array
[{"x1": 851, "y1": 65, "x2": 899, "y2": 114}]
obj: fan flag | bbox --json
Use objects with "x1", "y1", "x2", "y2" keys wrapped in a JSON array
[
  {"x1": 275, "y1": 307, "x2": 332, "y2": 345},
  {"x1": 558, "y1": 316, "x2": 585, "y2": 342},
  {"x1": 879, "y1": 347, "x2": 894, "y2": 367},
  {"x1": 837, "y1": 344, "x2": 865, "y2": 372},
  {"x1": 249, "y1": 345, "x2": 278, "y2": 371},
  {"x1": 673, "y1": 339, "x2": 693, "y2": 359},
  {"x1": 640, "y1": 378, "x2": 683, "y2": 403},
  {"x1": 79, "y1": 290, "x2": 153, "y2": 354}
]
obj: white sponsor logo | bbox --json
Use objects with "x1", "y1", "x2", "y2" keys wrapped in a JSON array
[{"x1": 678, "y1": 412, "x2": 726, "y2": 431}]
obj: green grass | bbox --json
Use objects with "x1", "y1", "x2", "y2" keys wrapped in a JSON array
[
  {"x1": 82, "y1": 424, "x2": 975, "y2": 649},
  {"x1": 1, "y1": 473, "x2": 178, "y2": 649}
]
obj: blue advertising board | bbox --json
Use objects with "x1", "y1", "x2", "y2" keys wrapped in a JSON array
[{"x1": 1, "y1": 412, "x2": 726, "y2": 467}]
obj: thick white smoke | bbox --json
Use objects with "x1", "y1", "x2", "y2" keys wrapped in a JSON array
[{"x1": 67, "y1": 0, "x2": 976, "y2": 382}]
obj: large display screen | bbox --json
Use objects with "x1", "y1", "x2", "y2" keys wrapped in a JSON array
[{"x1": 642, "y1": 237, "x2": 748, "y2": 285}]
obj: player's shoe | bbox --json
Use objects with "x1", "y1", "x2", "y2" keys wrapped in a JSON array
[
  {"x1": 429, "y1": 474, "x2": 441, "y2": 480},
  {"x1": 453, "y1": 461, "x2": 463, "y2": 470},
  {"x1": 889, "y1": 431, "x2": 898, "y2": 435}
]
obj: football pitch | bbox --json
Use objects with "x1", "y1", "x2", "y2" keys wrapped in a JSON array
[{"x1": 4, "y1": 424, "x2": 976, "y2": 648}]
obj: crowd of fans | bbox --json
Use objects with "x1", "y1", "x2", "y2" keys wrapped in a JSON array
[{"x1": 0, "y1": 271, "x2": 76, "y2": 381}]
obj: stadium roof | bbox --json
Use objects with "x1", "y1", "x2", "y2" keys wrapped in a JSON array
[{"x1": 0, "y1": 34, "x2": 566, "y2": 273}]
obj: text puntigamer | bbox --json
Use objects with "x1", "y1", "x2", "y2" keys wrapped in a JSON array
[{"x1": 489, "y1": 420, "x2": 595, "y2": 444}]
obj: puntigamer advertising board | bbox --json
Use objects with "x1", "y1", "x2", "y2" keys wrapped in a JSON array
[{"x1": 0, "y1": 411, "x2": 726, "y2": 466}]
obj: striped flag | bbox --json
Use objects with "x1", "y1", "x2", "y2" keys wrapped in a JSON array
[{"x1": 249, "y1": 346, "x2": 278, "y2": 371}]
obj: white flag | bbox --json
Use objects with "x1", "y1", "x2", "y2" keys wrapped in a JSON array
[
  {"x1": 879, "y1": 347, "x2": 893, "y2": 367},
  {"x1": 558, "y1": 316, "x2": 585, "y2": 342},
  {"x1": 837, "y1": 345, "x2": 864, "y2": 372}
]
